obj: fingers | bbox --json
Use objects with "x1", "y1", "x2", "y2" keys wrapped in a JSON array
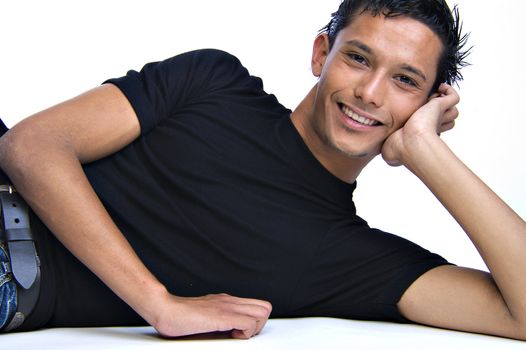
[
  {"x1": 442, "y1": 105, "x2": 459, "y2": 124},
  {"x1": 215, "y1": 294, "x2": 272, "y2": 338},
  {"x1": 197, "y1": 293, "x2": 271, "y2": 339},
  {"x1": 436, "y1": 83, "x2": 460, "y2": 112},
  {"x1": 434, "y1": 84, "x2": 459, "y2": 134},
  {"x1": 221, "y1": 293, "x2": 273, "y2": 311},
  {"x1": 229, "y1": 316, "x2": 259, "y2": 339},
  {"x1": 439, "y1": 120, "x2": 455, "y2": 133},
  {"x1": 153, "y1": 293, "x2": 272, "y2": 339}
]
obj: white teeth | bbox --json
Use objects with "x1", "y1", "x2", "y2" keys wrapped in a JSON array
[{"x1": 341, "y1": 105, "x2": 378, "y2": 126}]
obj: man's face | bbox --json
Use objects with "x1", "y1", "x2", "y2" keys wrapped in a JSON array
[{"x1": 309, "y1": 12, "x2": 443, "y2": 159}]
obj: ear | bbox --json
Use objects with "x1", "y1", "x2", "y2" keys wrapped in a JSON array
[{"x1": 311, "y1": 33, "x2": 330, "y2": 77}]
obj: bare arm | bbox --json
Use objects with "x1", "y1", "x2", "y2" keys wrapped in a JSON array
[
  {"x1": 0, "y1": 84, "x2": 271, "y2": 338},
  {"x1": 382, "y1": 84, "x2": 526, "y2": 340}
]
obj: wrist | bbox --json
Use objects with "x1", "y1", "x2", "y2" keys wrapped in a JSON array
[
  {"x1": 382, "y1": 126, "x2": 442, "y2": 168},
  {"x1": 133, "y1": 281, "x2": 173, "y2": 326},
  {"x1": 401, "y1": 132, "x2": 445, "y2": 174}
]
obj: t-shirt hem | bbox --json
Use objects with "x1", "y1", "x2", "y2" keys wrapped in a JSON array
[
  {"x1": 379, "y1": 258, "x2": 455, "y2": 322},
  {"x1": 102, "y1": 78, "x2": 156, "y2": 134}
]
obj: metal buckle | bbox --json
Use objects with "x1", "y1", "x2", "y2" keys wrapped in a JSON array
[{"x1": 0, "y1": 185, "x2": 15, "y2": 194}]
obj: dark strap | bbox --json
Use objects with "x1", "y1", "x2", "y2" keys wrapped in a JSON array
[
  {"x1": 0, "y1": 189, "x2": 38, "y2": 289},
  {"x1": 0, "y1": 186, "x2": 41, "y2": 331}
]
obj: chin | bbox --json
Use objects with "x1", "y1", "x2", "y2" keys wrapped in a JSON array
[{"x1": 329, "y1": 140, "x2": 378, "y2": 159}]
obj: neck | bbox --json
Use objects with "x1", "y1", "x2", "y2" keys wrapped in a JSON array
[{"x1": 290, "y1": 85, "x2": 375, "y2": 184}]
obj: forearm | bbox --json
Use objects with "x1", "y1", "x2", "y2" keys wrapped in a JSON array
[
  {"x1": 0, "y1": 85, "x2": 271, "y2": 338},
  {"x1": 405, "y1": 135, "x2": 526, "y2": 320},
  {"x1": 0, "y1": 131, "x2": 168, "y2": 326}
]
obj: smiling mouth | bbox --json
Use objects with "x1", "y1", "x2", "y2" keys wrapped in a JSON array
[{"x1": 339, "y1": 103, "x2": 381, "y2": 126}]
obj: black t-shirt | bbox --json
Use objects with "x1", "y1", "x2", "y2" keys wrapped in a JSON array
[{"x1": 29, "y1": 49, "x2": 449, "y2": 328}]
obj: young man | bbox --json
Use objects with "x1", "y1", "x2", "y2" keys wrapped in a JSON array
[{"x1": 0, "y1": 0, "x2": 525, "y2": 341}]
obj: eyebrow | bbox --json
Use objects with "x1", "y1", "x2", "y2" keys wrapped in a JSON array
[
  {"x1": 345, "y1": 39, "x2": 428, "y2": 82},
  {"x1": 346, "y1": 39, "x2": 373, "y2": 54},
  {"x1": 400, "y1": 64, "x2": 427, "y2": 82}
]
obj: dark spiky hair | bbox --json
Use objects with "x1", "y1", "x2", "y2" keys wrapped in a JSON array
[{"x1": 321, "y1": 0, "x2": 471, "y2": 91}]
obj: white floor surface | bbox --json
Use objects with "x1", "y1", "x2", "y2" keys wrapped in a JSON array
[{"x1": 3, "y1": 317, "x2": 525, "y2": 350}]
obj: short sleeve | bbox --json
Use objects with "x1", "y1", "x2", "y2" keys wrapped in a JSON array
[
  {"x1": 289, "y1": 221, "x2": 452, "y2": 322},
  {"x1": 103, "y1": 49, "x2": 254, "y2": 135}
]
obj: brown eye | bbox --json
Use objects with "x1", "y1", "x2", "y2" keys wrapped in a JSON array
[
  {"x1": 396, "y1": 75, "x2": 417, "y2": 87},
  {"x1": 347, "y1": 53, "x2": 367, "y2": 65}
]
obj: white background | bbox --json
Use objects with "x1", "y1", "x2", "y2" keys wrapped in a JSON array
[{"x1": 0, "y1": 0, "x2": 524, "y2": 271}]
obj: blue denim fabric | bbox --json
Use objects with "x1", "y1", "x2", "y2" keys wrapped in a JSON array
[{"x1": 0, "y1": 242, "x2": 17, "y2": 330}]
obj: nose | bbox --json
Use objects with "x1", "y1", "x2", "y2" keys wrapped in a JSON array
[{"x1": 354, "y1": 71, "x2": 386, "y2": 108}]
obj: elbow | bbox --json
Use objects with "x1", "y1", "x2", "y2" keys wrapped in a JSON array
[
  {"x1": 0, "y1": 121, "x2": 78, "y2": 189},
  {"x1": 0, "y1": 123, "x2": 58, "y2": 183},
  {"x1": 0, "y1": 127, "x2": 26, "y2": 180}
]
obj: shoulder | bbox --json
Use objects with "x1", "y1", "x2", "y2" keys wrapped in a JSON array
[
  {"x1": 156, "y1": 49, "x2": 256, "y2": 91},
  {"x1": 162, "y1": 49, "x2": 245, "y2": 75},
  {"x1": 190, "y1": 48, "x2": 242, "y2": 63}
]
